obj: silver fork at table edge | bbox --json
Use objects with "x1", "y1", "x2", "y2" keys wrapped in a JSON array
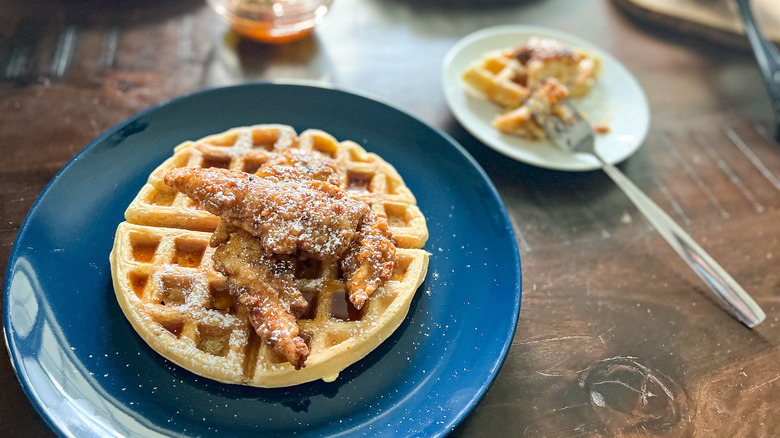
[{"x1": 534, "y1": 104, "x2": 766, "y2": 328}]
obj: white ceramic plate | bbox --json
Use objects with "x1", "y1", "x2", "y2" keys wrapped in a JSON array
[{"x1": 442, "y1": 25, "x2": 650, "y2": 171}]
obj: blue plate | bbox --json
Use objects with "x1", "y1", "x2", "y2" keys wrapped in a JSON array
[{"x1": 4, "y1": 82, "x2": 521, "y2": 437}]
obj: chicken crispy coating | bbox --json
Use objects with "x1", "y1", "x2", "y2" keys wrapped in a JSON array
[
  {"x1": 341, "y1": 212, "x2": 396, "y2": 309},
  {"x1": 164, "y1": 153, "x2": 396, "y2": 369},
  {"x1": 257, "y1": 149, "x2": 343, "y2": 187},
  {"x1": 211, "y1": 223, "x2": 307, "y2": 312},
  {"x1": 211, "y1": 223, "x2": 309, "y2": 368},
  {"x1": 165, "y1": 167, "x2": 368, "y2": 258}
]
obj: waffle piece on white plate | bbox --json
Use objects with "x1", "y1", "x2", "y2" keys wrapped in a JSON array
[
  {"x1": 493, "y1": 78, "x2": 575, "y2": 139},
  {"x1": 516, "y1": 36, "x2": 600, "y2": 98},
  {"x1": 462, "y1": 36, "x2": 600, "y2": 141}
]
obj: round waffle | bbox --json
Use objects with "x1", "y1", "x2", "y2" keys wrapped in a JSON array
[{"x1": 110, "y1": 125, "x2": 429, "y2": 387}]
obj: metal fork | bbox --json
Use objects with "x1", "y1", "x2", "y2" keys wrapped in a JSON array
[
  {"x1": 735, "y1": 0, "x2": 780, "y2": 142},
  {"x1": 534, "y1": 105, "x2": 766, "y2": 328}
]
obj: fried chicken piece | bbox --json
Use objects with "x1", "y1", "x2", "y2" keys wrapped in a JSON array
[
  {"x1": 340, "y1": 211, "x2": 396, "y2": 309},
  {"x1": 211, "y1": 224, "x2": 309, "y2": 368},
  {"x1": 165, "y1": 167, "x2": 369, "y2": 259},
  {"x1": 512, "y1": 36, "x2": 599, "y2": 98},
  {"x1": 257, "y1": 149, "x2": 343, "y2": 187},
  {"x1": 257, "y1": 150, "x2": 395, "y2": 306},
  {"x1": 493, "y1": 78, "x2": 574, "y2": 139},
  {"x1": 165, "y1": 162, "x2": 397, "y2": 367},
  {"x1": 211, "y1": 223, "x2": 307, "y2": 312}
]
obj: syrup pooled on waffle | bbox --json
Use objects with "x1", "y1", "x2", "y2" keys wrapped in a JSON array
[{"x1": 110, "y1": 125, "x2": 429, "y2": 387}]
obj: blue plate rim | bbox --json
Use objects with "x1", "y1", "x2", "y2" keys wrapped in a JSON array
[{"x1": 3, "y1": 80, "x2": 522, "y2": 437}]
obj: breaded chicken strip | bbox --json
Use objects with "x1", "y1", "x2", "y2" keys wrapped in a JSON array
[
  {"x1": 211, "y1": 223, "x2": 309, "y2": 369},
  {"x1": 165, "y1": 167, "x2": 368, "y2": 258},
  {"x1": 164, "y1": 163, "x2": 396, "y2": 368},
  {"x1": 257, "y1": 149, "x2": 343, "y2": 187}
]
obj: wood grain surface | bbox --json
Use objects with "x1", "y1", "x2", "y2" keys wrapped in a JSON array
[{"x1": 2, "y1": 0, "x2": 780, "y2": 436}]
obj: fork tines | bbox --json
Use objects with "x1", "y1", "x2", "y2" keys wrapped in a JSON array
[{"x1": 531, "y1": 101, "x2": 594, "y2": 153}]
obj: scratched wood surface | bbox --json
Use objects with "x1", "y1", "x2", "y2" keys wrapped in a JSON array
[{"x1": 2, "y1": 0, "x2": 780, "y2": 436}]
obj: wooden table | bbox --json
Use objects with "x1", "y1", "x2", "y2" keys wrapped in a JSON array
[{"x1": 2, "y1": 0, "x2": 779, "y2": 436}]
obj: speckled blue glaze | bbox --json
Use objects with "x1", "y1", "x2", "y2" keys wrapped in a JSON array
[{"x1": 4, "y1": 82, "x2": 522, "y2": 437}]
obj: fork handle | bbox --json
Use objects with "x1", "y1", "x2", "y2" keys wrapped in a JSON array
[{"x1": 596, "y1": 156, "x2": 766, "y2": 328}]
